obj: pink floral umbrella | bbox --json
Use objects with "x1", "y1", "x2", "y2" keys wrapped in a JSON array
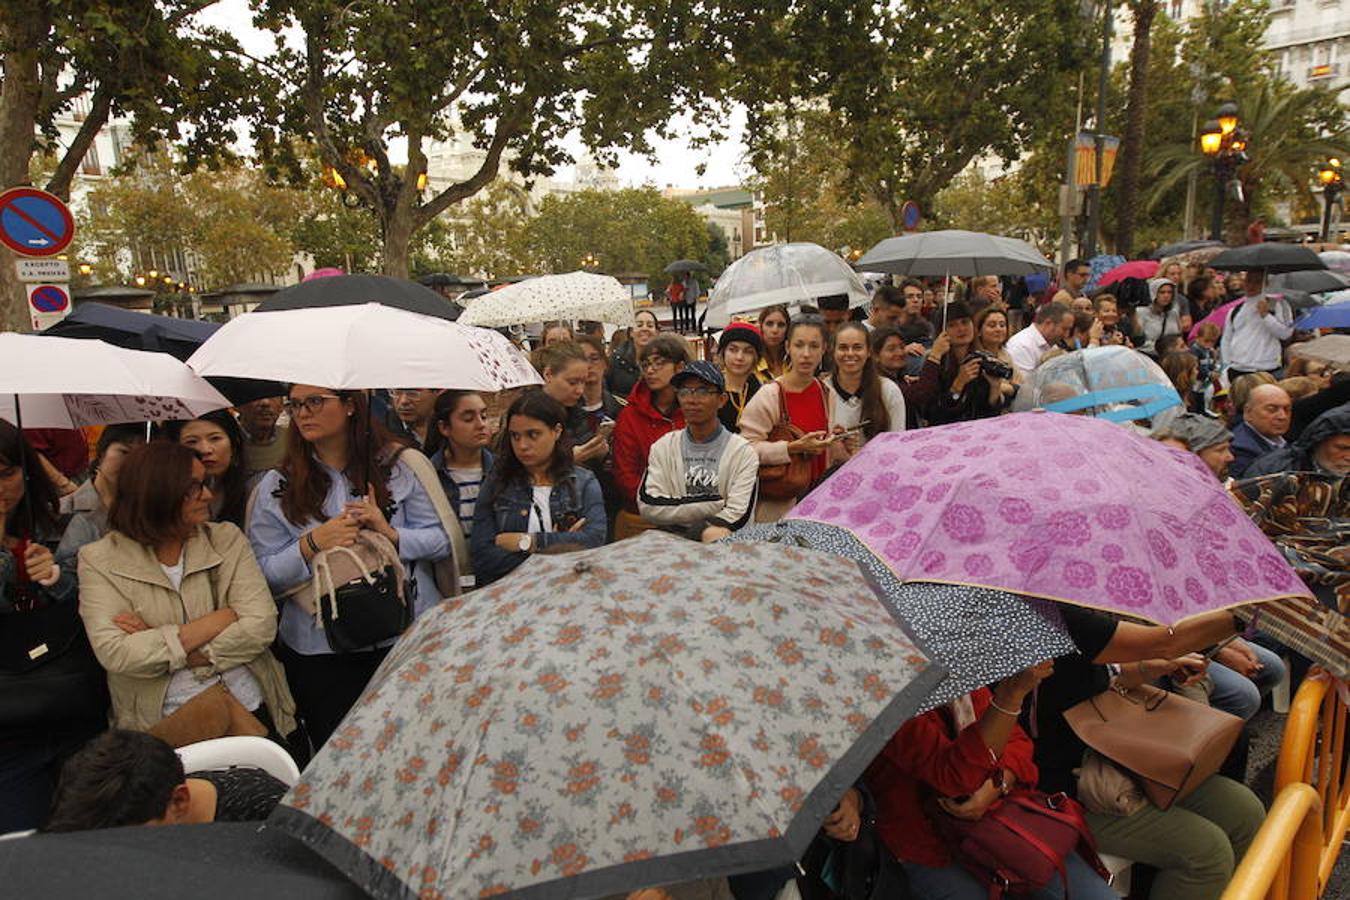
[
  {"x1": 1096, "y1": 259, "x2": 1159, "y2": 288},
  {"x1": 788, "y1": 413, "x2": 1313, "y2": 625}
]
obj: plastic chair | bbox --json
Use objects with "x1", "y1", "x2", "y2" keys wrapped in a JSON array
[
  {"x1": 0, "y1": 829, "x2": 34, "y2": 841},
  {"x1": 1099, "y1": 853, "x2": 1133, "y2": 896},
  {"x1": 175, "y1": 736, "x2": 300, "y2": 787}
]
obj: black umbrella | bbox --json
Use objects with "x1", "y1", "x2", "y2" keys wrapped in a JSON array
[
  {"x1": 663, "y1": 259, "x2": 708, "y2": 274},
  {"x1": 1150, "y1": 239, "x2": 1225, "y2": 260},
  {"x1": 1269, "y1": 269, "x2": 1350, "y2": 296},
  {"x1": 43, "y1": 303, "x2": 283, "y2": 405},
  {"x1": 0, "y1": 823, "x2": 364, "y2": 899},
  {"x1": 255, "y1": 274, "x2": 459, "y2": 322},
  {"x1": 1208, "y1": 244, "x2": 1328, "y2": 274}
]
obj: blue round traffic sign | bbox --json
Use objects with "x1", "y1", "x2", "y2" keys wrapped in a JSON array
[
  {"x1": 30, "y1": 284, "x2": 69, "y2": 313},
  {"x1": 900, "y1": 201, "x2": 922, "y2": 232},
  {"x1": 0, "y1": 187, "x2": 76, "y2": 258}
]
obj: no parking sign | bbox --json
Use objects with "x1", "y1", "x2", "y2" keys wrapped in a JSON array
[{"x1": 27, "y1": 283, "x2": 70, "y2": 330}]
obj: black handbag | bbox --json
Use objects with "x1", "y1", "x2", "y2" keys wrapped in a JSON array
[
  {"x1": 301, "y1": 532, "x2": 412, "y2": 654},
  {"x1": 0, "y1": 594, "x2": 110, "y2": 729},
  {"x1": 798, "y1": 791, "x2": 911, "y2": 900}
]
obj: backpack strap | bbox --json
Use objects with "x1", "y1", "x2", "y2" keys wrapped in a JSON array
[{"x1": 399, "y1": 447, "x2": 469, "y2": 598}]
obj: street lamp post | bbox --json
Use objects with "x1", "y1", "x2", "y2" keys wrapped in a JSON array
[
  {"x1": 1318, "y1": 158, "x2": 1344, "y2": 243},
  {"x1": 1198, "y1": 102, "x2": 1249, "y2": 242}
]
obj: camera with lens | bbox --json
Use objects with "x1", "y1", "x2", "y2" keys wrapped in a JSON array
[{"x1": 970, "y1": 349, "x2": 1014, "y2": 380}]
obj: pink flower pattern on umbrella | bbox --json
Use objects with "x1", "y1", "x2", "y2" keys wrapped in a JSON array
[{"x1": 785, "y1": 413, "x2": 1312, "y2": 624}]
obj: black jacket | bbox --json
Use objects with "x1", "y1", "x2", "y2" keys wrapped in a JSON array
[{"x1": 1243, "y1": 402, "x2": 1350, "y2": 477}]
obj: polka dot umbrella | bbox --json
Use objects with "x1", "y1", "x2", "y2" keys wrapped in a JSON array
[
  {"x1": 457, "y1": 271, "x2": 637, "y2": 328},
  {"x1": 787, "y1": 413, "x2": 1314, "y2": 626}
]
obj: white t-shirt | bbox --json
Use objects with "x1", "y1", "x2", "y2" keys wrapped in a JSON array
[
  {"x1": 527, "y1": 486, "x2": 554, "y2": 534},
  {"x1": 159, "y1": 553, "x2": 264, "y2": 717}
]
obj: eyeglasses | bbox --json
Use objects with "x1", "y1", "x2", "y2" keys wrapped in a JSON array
[
  {"x1": 640, "y1": 358, "x2": 674, "y2": 372},
  {"x1": 283, "y1": 394, "x2": 341, "y2": 415},
  {"x1": 185, "y1": 479, "x2": 208, "y2": 500},
  {"x1": 676, "y1": 386, "x2": 722, "y2": 398}
]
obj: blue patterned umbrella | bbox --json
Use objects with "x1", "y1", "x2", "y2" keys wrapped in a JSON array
[{"x1": 724, "y1": 520, "x2": 1075, "y2": 712}]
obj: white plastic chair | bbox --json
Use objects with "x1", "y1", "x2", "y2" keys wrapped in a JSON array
[
  {"x1": 0, "y1": 829, "x2": 34, "y2": 841},
  {"x1": 175, "y1": 735, "x2": 301, "y2": 787}
]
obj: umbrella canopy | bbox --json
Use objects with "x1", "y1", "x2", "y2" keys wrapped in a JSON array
[
  {"x1": 786, "y1": 415, "x2": 1313, "y2": 625},
  {"x1": 1321, "y1": 250, "x2": 1350, "y2": 274},
  {"x1": 1229, "y1": 472, "x2": 1350, "y2": 679},
  {"x1": 1207, "y1": 244, "x2": 1328, "y2": 274},
  {"x1": 271, "y1": 531, "x2": 941, "y2": 900},
  {"x1": 1084, "y1": 255, "x2": 1126, "y2": 292},
  {"x1": 1288, "y1": 334, "x2": 1350, "y2": 368},
  {"x1": 726, "y1": 520, "x2": 1075, "y2": 712},
  {"x1": 0, "y1": 334, "x2": 231, "y2": 429},
  {"x1": 1187, "y1": 297, "x2": 1242, "y2": 342},
  {"x1": 1151, "y1": 239, "x2": 1225, "y2": 260},
  {"x1": 1096, "y1": 259, "x2": 1159, "y2": 289},
  {"x1": 457, "y1": 271, "x2": 636, "y2": 328},
  {"x1": 856, "y1": 230, "x2": 1053, "y2": 278},
  {"x1": 1158, "y1": 244, "x2": 1230, "y2": 274},
  {"x1": 1010, "y1": 346, "x2": 1182, "y2": 424},
  {"x1": 1293, "y1": 299, "x2": 1350, "y2": 331},
  {"x1": 0, "y1": 823, "x2": 364, "y2": 899},
  {"x1": 664, "y1": 259, "x2": 709, "y2": 274},
  {"x1": 704, "y1": 243, "x2": 870, "y2": 329},
  {"x1": 186, "y1": 303, "x2": 541, "y2": 391},
  {"x1": 256, "y1": 274, "x2": 460, "y2": 322},
  {"x1": 1269, "y1": 269, "x2": 1350, "y2": 296}
]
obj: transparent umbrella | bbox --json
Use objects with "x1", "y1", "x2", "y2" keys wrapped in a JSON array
[
  {"x1": 1011, "y1": 346, "x2": 1182, "y2": 424},
  {"x1": 703, "y1": 243, "x2": 869, "y2": 328}
]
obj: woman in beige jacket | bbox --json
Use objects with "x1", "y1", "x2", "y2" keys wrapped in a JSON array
[
  {"x1": 78, "y1": 442, "x2": 294, "y2": 739},
  {"x1": 739, "y1": 314, "x2": 849, "y2": 522}
]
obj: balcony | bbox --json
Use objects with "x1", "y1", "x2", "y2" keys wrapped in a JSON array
[
  {"x1": 1308, "y1": 62, "x2": 1341, "y2": 80},
  {"x1": 1265, "y1": 18, "x2": 1350, "y2": 49}
]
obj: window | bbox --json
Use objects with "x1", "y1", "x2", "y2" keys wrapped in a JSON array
[{"x1": 80, "y1": 143, "x2": 101, "y2": 176}]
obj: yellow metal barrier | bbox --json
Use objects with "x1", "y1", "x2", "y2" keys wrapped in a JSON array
[
  {"x1": 1222, "y1": 784, "x2": 1322, "y2": 900},
  {"x1": 1244, "y1": 667, "x2": 1349, "y2": 899}
]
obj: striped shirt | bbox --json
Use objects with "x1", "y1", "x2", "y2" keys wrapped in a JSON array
[{"x1": 446, "y1": 466, "x2": 483, "y2": 536}]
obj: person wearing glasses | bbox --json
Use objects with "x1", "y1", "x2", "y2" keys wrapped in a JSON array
[
  {"x1": 162, "y1": 410, "x2": 251, "y2": 528},
  {"x1": 387, "y1": 388, "x2": 441, "y2": 452},
  {"x1": 637, "y1": 362, "x2": 759, "y2": 542},
  {"x1": 245, "y1": 386, "x2": 448, "y2": 747},
  {"x1": 77, "y1": 441, "x2": 295, "y2": 744},
  {"x1": 611, "y1": 334, "x2": 691, "y2": 540}
]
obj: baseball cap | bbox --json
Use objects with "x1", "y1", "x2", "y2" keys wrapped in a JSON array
[{"x1": 671, "y1": 360, "x2": 726, "y2": 392}]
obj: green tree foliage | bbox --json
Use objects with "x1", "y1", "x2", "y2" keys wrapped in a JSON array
[
  {"x1": 413, "y1": 181, "x2": 535, "y2": 280},
  {"x1": 519, "y1": 187, "x2": 711, "y2": 285},
  {"x1": 931, "y1": 165, "x2": 1062, "y2": 254},
  {"x1": 738, "y1": 0, "x2": 1091, "y2": 230},
  {"x1": 0, "y1": 0, "x2": 252, "y2": 328},
  {"x1": 248, "y1": 0, "x2": 742, "y2": 280}
]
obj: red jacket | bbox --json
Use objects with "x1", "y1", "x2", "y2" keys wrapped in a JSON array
[
  {"x1": 865, "y1": 688, "x2": 1039, "y2": 869},
  {"x1": 612, "y1": 382, "x2": 684, "y2": 511}
]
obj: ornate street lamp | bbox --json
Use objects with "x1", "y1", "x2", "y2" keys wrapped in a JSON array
[
  {"x1": 580, "y1": 253, "x2": 599, "y2": 270},
  {"x1": 1198, "y1": 103, "x2": 1249, "y2": 241},
  {"x1": 1319, "y1": 158, "x2": 1344, "y2": 242}
]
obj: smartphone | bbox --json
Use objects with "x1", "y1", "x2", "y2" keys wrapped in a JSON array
[
  {"x1": 555, "y1": 512, "x2": 581, "y2": 532},
  {"x1": 597, "y1": 417, "x2": 616, "y2": 439},
  {"x1": 829, "y1": 421, "x2": 870, "y2": 441}
]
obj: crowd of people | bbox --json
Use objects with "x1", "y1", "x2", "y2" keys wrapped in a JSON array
[{"x1": 1, "y1": 251, "x2": 1346, "y2": 900}]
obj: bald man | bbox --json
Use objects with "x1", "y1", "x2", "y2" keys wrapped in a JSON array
[{"x1": 1230, "y1": 383, "x2": 1292, "y2": 477}]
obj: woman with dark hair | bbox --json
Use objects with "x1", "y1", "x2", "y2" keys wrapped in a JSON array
[
  {"x1": 1187, "y1": 275, "x2": 1221, "y2": 324},
  {"x1": 536, "y1": 341, "x2": 610, "y2": 465},
  {"x1": 607, "y1": 309, "x2": 661, "y2": 398},
  {"x1": 162, "y1": 410, "x2": 248, "y2": 527},
  {"x1": 470, "y1": 392, "x2": 606, "y2": 585},
  {"x1": 0, "y1": 420, "x2": 107, "y2": 832},
  {"x1": 44, "y1": 729, "x2": 286, "y2": 832},
  {"x1": 910, "y1": 301, "x2": 1016, "y2": 424},
  {"x1": 755, "y1": 305, "x2": 790, "y2": 380},
  {"x1": 246, "y1": 386, "x2": 448, "y2": 746},
  {"x1": 716, "y1": 322, "x2": 764, "y2": 432},
  {"x1": 826, "y1": 321, "x2": 905, "y2": 456},
  {"x1": 540, "y1": 320, "x2": 575, "y2": 348},
  {"x1": 612, "y1": 334, "x2": 690, "y2": 537},
  {"x1": 78, "y1": 441, "x2": 294, "y2": 742},
  {"x1": 55, "y1": 423, "x2": 147, "y2": 568},
  {"x1": 429, "y1": 390, "x2": 494, "y2": 540},
  {"x1": 740, "y1": 315, "x2": 847, "y2": 522},
  {"x1": 871, "y1": 326, "x2": 909, "y2": 383}
]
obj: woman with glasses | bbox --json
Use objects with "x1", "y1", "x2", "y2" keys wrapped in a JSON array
[
  {"x1": 470, "y1": 392, "x2": 606, "y2": 585},
  {"x1": 607, "y1": 309, "x2": 661, "y2": 399},
  {"x1": 741, "y1": 315, "x2": 847, "y2": 522},
  {"x1": 162, "y1": 410, "x2": 250, "y2": 528},
  {"x1": 611, "y1": 334, "x2": 690, "y2": 539},
  {"x1": 78, "y1": 441, "x2": 294, "y2": 744},
  {"x1": 246, "y1": 386, "x2": 448, "y2": 747}
]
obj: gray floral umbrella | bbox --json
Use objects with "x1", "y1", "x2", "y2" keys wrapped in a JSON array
[
  {"x1": 725, "y1": 520, "x2": 1076, "y2": 712},
  {"x1": 271, "y1": 531, "x2": 942, "y2": 900}
]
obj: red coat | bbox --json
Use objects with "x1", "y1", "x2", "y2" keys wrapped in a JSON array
[
  {"x1": 612, "y1": 382, "x2": 684, "y2": 511},
  {"x1": 865, "y1": 688, "x2": 1039, "y2": 869}
]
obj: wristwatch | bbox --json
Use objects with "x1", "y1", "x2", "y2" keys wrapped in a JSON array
[{"x1": 518, "y1": 534, "x2": 532, "y2": 553}]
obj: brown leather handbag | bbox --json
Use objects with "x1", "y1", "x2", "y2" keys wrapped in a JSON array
[
  {"x1": 1064, "y1": 682, "x2": 1242, "y2": 810},
  {"x1": 758, "y1": 383, "x2": 815, "y2": 501}
]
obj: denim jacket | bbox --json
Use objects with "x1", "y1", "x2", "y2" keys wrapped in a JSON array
[
  {"x1": 470, "y1": 466, "x2": 607, "y2": 585},
  {"x1": 428, "y1": 447, "x2": 494, "y2": 532}
]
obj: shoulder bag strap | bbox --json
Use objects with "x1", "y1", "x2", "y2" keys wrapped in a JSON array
[{"x1": 399, "y1": 448, "x2": 469, "y2": 595}]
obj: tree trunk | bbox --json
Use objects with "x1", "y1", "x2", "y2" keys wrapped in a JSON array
[
  {"x1": 0, "y1": 1, "x2": 50, "y2": 331},
  {"x1": 381, "y1": 203, "x2": 414, "y2": 279},
  {"x1": 1113, "y1": 0, "x2": 1157, "y2": 258}
]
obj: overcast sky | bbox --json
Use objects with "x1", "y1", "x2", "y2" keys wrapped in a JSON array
[{"x1": 195, "y1": 1, "x2": 748, "y2": 190}]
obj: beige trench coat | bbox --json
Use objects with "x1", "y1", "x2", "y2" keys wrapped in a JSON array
[{"x1": 78, "y1": 522, "x2": 296, "y2": 736}]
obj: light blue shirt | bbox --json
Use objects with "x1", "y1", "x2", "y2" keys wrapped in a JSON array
[{"x1": 247, "y1": 456, "x2": 449, "y2": 656}]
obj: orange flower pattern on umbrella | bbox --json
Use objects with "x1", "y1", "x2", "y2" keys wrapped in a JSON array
[{"x1": 271, "y1": 531, "x2": 936, "y2": 900}]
